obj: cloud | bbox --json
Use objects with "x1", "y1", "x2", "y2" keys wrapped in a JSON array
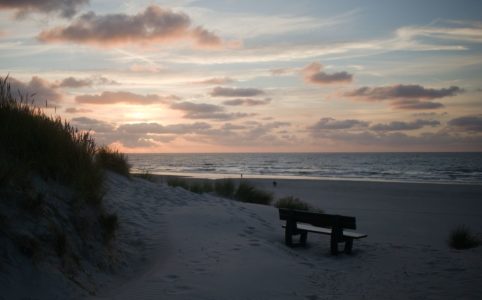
[
  {"x1": 370, "y1": 119, "x2": 440, "y2": 132},
  {"x1": 70, "y1": 117, "x2": 115, "y2": 133},
  {"x1": 8, "y1": 76, "x2": 62, "y2": 106},
  {"x1": 117, "y1": 122, "x2": 211, "y2": 134},
  {"x1": 210, "y1": 86, "x2": 265, "y2": 97},
  {"x1": 56, "y1": 76, "x2": 118, "y2": 88},
  {"x1": 171, "y1": 101, "x2": 223, "y2": 113},
  {"x1": 0, "y1": 0, "x2": 88, "y2": 18},
  {"x1": 65, "y1": 107, "x2": 92, "y2": 113},
  {"x1": 191, "y1": 26, "x2": 222, "y2": 49},
  {"x1": 170, "y1": 100, "x2": 254, "y2": 120},
  {"x1": 194, "y1": 77, "x2": 234, "y2": 85},
  {"x1": 270, "y1": 68, "x2": 295, "y2": 76},
  {"x1": 345, "y1": 84, "x2": 462, "y2": 100},
  {"x1": 302, "y1": 62, "x2": 353, "y2": 85},
  {"x1": 448, "y1": 115, "x2": 482, "y2": 132},
  {"x1": 38, "y1": 5, "x2": 226, "y2": 49},
  {"x1": 396, "y1": 21, "x2": 482, "y2": 44},
  {"x1": 75, "y1": 91, "x2": 176, "y2": 105},
  {"x1": 344, "y1": 84, "x2": 462, "y2": 110},
  {"x1": 412, "y1": 112, "x2": 448, "y2": 118},
  {"x1": 390, "y1": 99, "x2": 445, "y2": 110},
  {"x1": 309, "y1": 117, "x2": 369, "y2": 130},
  {"x1": 222, "y1": 98, "x2": 271, "y2": 106}
]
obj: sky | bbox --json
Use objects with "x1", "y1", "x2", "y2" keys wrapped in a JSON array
[{"x1": 1, "y1": 0, "x2": 481, "y2": 153}]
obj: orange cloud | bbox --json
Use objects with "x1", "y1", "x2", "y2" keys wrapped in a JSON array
[{"x1": 37, "y1": 5, "x2": 227, "y2": 49}]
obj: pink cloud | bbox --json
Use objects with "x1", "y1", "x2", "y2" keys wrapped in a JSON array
[{"x1": 37, "y1": 5, "x2": 228, "y2": 49}]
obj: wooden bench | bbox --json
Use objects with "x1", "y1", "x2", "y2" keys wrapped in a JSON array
[{"x1": 279, "y1": 208, "x2": 367, "y2": 255}]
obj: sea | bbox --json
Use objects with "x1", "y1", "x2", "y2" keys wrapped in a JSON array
[{"x1": 127, "y1": 152, "x2": 482, "y2": 185}]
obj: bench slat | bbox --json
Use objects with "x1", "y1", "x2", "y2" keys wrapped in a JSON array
[{"x1": 282, "y1": 223, "x2": 367, "y2": 239}]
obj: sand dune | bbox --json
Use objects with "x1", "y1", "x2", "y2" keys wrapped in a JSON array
[{"x1": 87, "y1": 174, "x2": 482, "y2": 300}]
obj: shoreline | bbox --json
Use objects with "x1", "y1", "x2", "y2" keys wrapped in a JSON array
[{"x1": 133, "y1": 171, "x2": 482, "y2": 186}]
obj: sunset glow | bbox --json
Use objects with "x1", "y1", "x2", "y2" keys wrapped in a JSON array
[{"x1": 1, "y1": 0, "x2": 481, "y2": 152}]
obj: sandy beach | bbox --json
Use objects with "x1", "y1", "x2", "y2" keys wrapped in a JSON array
[{"x1": 86, "y1": 173, "x2": 482, "y2": 300}]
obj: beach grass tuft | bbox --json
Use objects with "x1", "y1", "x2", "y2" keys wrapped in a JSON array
[
  {"x1": 134, "y1": 170, "x2": 156, "y2": 182},
  {"x1": 166, "y1": 177, "x2": 190, "y2": 190},
  {"x1": 214, "y1": 179, "x2": 236, "y2": 198},
  {"x1": 234, "y1": 181, "x2": 273, "y2": 205},
  {"x1": 274, "y1": 196, "x2": 323, "y2": 213},
  {"x1": 449, "y1": 225, "x2": 479, "y2": 250},
  {"x1": 96, "y1": 146, "x2": 131, "y2": 178}
]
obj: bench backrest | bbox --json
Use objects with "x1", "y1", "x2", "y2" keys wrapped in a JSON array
[{"x1": 279, "y1": 208, "x2": 356, "y2": 230}]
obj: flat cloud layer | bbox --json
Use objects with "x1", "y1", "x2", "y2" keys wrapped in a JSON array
[
  {"x1": 170, "y1": 101, "x2": 254, "y2": 120},
  {"x1": 345, "y1": 84, "x2": 462, "y2": 100},
  {"x1": 75, "y1": 91, "x2": 175, "y2": 105},
  {"x1": 344, "y1": 84, "x2": 462, "y2": 110},
  {"x1": 370, "y1": 119, "x2": 440, "y2": 131},
  {"x1": 309, "y1": 117, "x2": 369, "y2": 130},
  {"x1": 210, "y1": 86, "x2": 265, "y2": 97},
  {"x1": 448, "y1": 115, "x2": 482, "y2": 132},
  {"x1": 223, "y1": 98, "x2": 271, "y2": 106},
  {"x1": 37, "y1": 5, "x2": 224, "y2": 48},
  {"x1": 0, "y1": 0, "x2": 88, "y2": 18}
]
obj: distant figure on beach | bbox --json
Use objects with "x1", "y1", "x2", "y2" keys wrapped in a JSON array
[
  {"x1": 241, "y1": 173, "x2": 243, "y2": 178},
  {"x1": 273, "y1": 181, "x2": 277, "y2": 187}
]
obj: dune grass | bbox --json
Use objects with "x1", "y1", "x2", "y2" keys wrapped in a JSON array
[
  {"x1": 234, "y1": 181, "x2": 273, "y2": 205},
  {"x1": 0, "y1": 76, "x2": 130, "y2": 204},
  {"x1": 449, "y1": 225, "x2": 479, "y2": 250},
  {"x1": 96, "y1": 146, "x2": 131, "y2": 178},
  {"x1": 0, "y1": 75, "x2": 127, "y2": 265},
  {"x1": 214, "y1": 179, "x2": 236, "y2": 198},
  {"x1": 274, "y1": 196, "x2": 323, "y2": 213},
  {"x1": 134, "y1": 170, "x2": 156, "y2": 182},
  {"x1": 166, "y1": 177, "x2": 190, "y2": 190}
]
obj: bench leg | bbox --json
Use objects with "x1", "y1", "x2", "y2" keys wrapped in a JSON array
[
  {"x1": 344, "y1": 238, "x2": 353, "y2": 254},
  {"x1": 300, "y1": 231, "x2": 307, "y2": 246},
  {"x1": 330, "y1": 237, "x2": 339, "y2": 255},
  {"x1": 285, "y1": 229, "x2": 293, "y2": 247}
]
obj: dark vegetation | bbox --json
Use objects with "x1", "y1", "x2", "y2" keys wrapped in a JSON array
[
  {"x1": 133, "y1": 169, "x2": 156, "y2": 182},
  {"x1": 234, "y1": 181, "x2": 273, "y2": 205},
  {"x1": 275, "y1": 196, "x2": 323, "y2": 213},
  {"x1": 165, "y1": 177, "x2": 325, "y2": 211},
  {"x1": 449, "y1": 225, "x2": 480, "y2": 250},
  {"x1": 166, "y1": 177, "x2": 274, "y2": 206},
  {"x1": 0, "y1": 76, "x2": 129, "y2": 285},
  {"x1": 96, "y1": 146, "x2": 131, "y2": 178}
]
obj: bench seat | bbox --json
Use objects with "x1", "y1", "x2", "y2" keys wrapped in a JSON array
[{"x1": 283, "y1": 223, "x2": 368, "y2": 239}]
